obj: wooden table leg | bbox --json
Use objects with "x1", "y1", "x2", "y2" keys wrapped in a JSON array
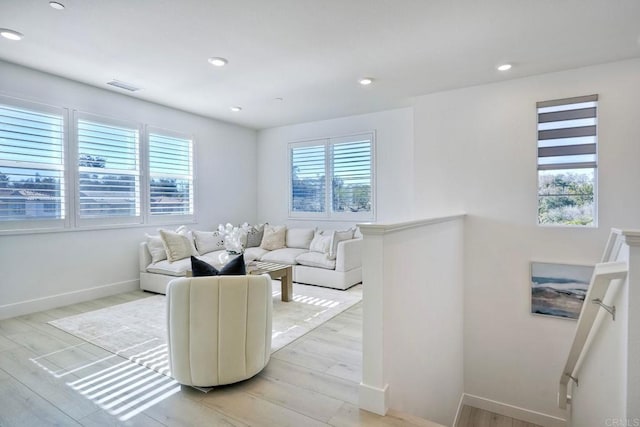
[{"x1": 281, "y1": 266, "x2": 293, "y2": 302}]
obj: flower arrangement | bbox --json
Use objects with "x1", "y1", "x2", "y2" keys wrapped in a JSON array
[{"x1": 217, "y1": 222, "x2": 246, "y2": 254}]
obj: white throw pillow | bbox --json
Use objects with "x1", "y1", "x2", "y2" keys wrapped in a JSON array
[
  {"x1": 328, "y1": 228, "x2": 355, "y2": 260},
  {"x1": 145, "y1": 234, "x2": 167, "y2": 264},
  {"x1": 192, "y1": 230, "x2": 225, "y2": 254},
  {"x1": 285, "y1": 228, "x2": 315, "y2": 249},
  {"x1": 159, "y1": 229, "x2": 198, "y2": 262},
  {"x1": 260, "y1": 225, "x2": 287, "y2": 250},
  {"x1": 309, "y1": 230, "x2": 331, "y2": 255}
]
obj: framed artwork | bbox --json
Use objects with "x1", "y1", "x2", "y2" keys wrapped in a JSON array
[{"x1": 530, "y1": 262, "x2": 594, "y2": 320}]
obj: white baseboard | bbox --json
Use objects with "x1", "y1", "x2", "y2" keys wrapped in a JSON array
[
  {"x1": 462, "y1": 394, "x2": 567, "y2": 427},
  {"x1": 0, "y1": 279, "x2": 140, "y2": 320},
  {"x1": 359, "y1": 382, "x2": 389, "y2": 416},
  {"x1": 452, "y1": 394, "x2": 466, "y2": 427}
]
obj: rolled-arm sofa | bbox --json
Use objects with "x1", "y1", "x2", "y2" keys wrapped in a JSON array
[{"x1": 139, "y1": 226, "x2": 362, "y2": 294}]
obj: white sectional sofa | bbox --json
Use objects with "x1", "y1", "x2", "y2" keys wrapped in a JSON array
[{"x1": 139, "y1": 227, "x2": 362, "y2": 294}]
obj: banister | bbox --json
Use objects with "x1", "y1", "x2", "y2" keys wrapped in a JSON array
[{"x1": 558, "y1": 259, "x2": 628, "y2": 409}]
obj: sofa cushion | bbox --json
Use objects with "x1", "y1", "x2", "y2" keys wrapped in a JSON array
[
  {"x1": 309, "y1": 230, "x2": 331, "y2": 254},
  {"x1": 191, "y1": 254, "x2": 246, "y2": 276},
  {"x1": 244, "y1": 247, "x2": 269, "y2": 262},
  {"x1": 260, "y1": 225, "x2": 286, "y2": 250},
  {"x1": 329, "y1": 228, "x2": 355, "y2": 260},
  {"x1": 286, "y1": 228, "x2": 315, "y2": 249},
  {"x1": 260, "y1": 248, "x2": 308, "y2": 265},
  {"x1": 245, "y1": 224, "x2": 266, "y2": 248},
  {"x1": 146, "y1": 234, "x2": 167, "y2": 263},
  {"x1": 146, "y1": 257, "x2": 192, "y2": 276},
  {"x1": 295, "y1": 251, "x2": 336, "y2": 270},
  {"x1": 192, "y1": 230, "x2": 225, "y2": 254}
]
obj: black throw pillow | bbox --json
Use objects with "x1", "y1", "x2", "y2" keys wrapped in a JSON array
[
  {"x1": 191, "y1": 256, "x2": 219, "y2": 277},
  {"x1": 218, "y1": 253, "x2": 246, "y2": 275},
  {"x1": 190, "y1": 255, "x2": 246, "y2": 277}
]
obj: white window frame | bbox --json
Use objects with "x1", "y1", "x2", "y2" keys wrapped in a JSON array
[
  {"x1": 288, "y1": 131, "x2": 376, "y2": 221},
  {"x1": 73, "y1": 111, "x2": 143, "y2": 228},
  {"x1": 145, "y1": 126, "x2": 196, "y2": 226},
  {"x1": 0, "y1": 95, "x2": 69, "y2": 233},
  {"x1": 536, "y1": 95, "x2": 598, "y2": 227}
]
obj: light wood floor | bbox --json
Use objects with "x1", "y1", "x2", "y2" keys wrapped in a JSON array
[
  {"x1": 456, "y1": 406, "x2": 542, "y2": 427},
  {"x1": 0, "y1": 290, "x2": 542, "y2": 427},
  {"x1": 0, "y1": 290, "x2": 441, "y2": 427}
]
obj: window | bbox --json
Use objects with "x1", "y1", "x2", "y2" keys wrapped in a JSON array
[
  {"x1": 0, "y1": 95, "x2": 196, "y2": 234},
  {"x1": 290, "y1": 132, "x2": 374, "y2": 220},
  {"x1": 76, "y1": 114, "x2": 141, "y2": 225},
  {"x1": 148, "y1": 130, "x2": 194, "y2": 218},
  {"x1": 0, "y1": 99, "x2": 66, "y2": 230},
  {"x1": 537, "y1": 94, "x2": 598, "y2": 226}
]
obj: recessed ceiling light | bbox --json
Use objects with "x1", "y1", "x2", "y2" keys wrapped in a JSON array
[
  {"x1": 230, "y1": 106, "x2": 242, "y2": 112},
  {"x1": 497, "y1": 64, "x2": 512, "y2": 71},
  {"x1": 49, "y1": 1, "x2": 65, "y2": 10},
  {"x1": 208, "y1": 57, "x2": 228, "y2": 67},
  {"x1": 0, "y1": 29, "x2": 24, "y2": 41},
  {"x1": 359, "y1": 77, "x2": 374, "y2": 86}
]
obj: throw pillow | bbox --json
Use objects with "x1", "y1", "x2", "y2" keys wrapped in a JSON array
[
  {"x1": 159, "y1": 229, "x2": 197, "y2": 262},
  {"x1": 245, "y1": 223, "x2": 266, "y2": 248},
  {"x1": 190, "y1": 256, "x2": 219, "y2": 276},
  {"x1": 145, "y1": 234, "x2": 167, "y2": 263},
  {"x1": 328, "y1": 228, "x2": 355, "y2": 260},
  {"x1": 192, "y1": 230, "x2": 225, "y2": 254},
  {"x1": 218, "y1": 253, "x2": 246, "y2": 275},
  {"x1": 286, "y1": 228, "x2": 315, "y2": 249},
  {"x1": 309, "y1": 230, "x2": 331, "y2": 255},
  {"x1": 260, "y1": 224, "x2": 286, "y2": 250},
  {"x1": 190, "y1": 254, "x2": 246, "y2": 277},
  {"x1": 175, "y1": 226, "x2": 200, "y2": 256}
]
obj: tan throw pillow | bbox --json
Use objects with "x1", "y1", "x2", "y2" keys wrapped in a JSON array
[
  {"x1": 159, "y1": 229, "x2": 196, "y2": 262},
  {"x1": 145, "y1": 234, "x2": 167, "y2": 264},
  {"x1": 260, "y1": 225, "x2": 286, "y2": 250},
  {"x1": 328, "y1": 228, "x2": 355, "y2": 260}
]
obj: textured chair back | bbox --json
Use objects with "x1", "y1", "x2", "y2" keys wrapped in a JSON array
[{"x1": 166, "y1": 275, "x2": 272, "y2": 387}]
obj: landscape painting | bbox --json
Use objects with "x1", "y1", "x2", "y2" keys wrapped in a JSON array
[{"x1": 530, "y1": 262, "x2": 594, "y2": 320}]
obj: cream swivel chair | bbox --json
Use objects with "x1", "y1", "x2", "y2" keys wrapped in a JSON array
[{"x1": 166, "y1": 275, "x2": 272, "y2": 387}]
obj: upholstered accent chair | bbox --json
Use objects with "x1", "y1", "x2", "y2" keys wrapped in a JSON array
[{"x1": 166, "y1": 275, "x2": 272, "y2": 387}]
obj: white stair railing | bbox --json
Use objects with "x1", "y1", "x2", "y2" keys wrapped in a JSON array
[{"x1": 558, "y1": 229, "x2": 628, "y2": 409}]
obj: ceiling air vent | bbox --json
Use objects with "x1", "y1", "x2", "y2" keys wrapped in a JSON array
[{"x1": 106, "y1": 80, "x2": 141, "y2": 92}]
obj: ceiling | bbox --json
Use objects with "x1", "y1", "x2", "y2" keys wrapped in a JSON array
[{"x1": 1, "y1": 0, "x2": 639, "y2": 130}]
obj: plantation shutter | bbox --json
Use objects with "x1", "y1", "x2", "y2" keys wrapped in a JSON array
[
  {"x1": 537, "y1": 94, "x2": 598, "y2": 171},
  {"x1": 0, "y1": 103, "x2": 65, "y2": 222},
  {"x1": 331, "y1": 135, "x2": 372, "y2": 214},
  {"x1": 77, "y1": 118, "x2": 140, "y2": 219},
  {"x1": 290, "y1": 142, "x2": 326, "y2": 214},
  {"x1": 148, "y1": 132, "x2": 193, "y2": 216}
]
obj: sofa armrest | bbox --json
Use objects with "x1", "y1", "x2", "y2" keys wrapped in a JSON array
[
  {"x1": 335, "y1": 238, "x2": 362, "y2": 272},
  {"x1": 139, "y1": 242, "x2": 152, "y2": 272}
]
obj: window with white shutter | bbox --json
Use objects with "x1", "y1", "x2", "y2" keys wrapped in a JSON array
[
  {"x1": 0, "y1": 98, "x2": 66, "y2": 231},
  {"x1": 148, "y1": 130, "x2": 193, "y2": 218},
  {"x1": 289, "y1": 132, "x2": 375, "y2": 220},
  {"x1": 537, "y1": 94, "x2": 598, "y2": 226},
  {"x1": 76, "y1": 114, "x2": 141, "y2": 225}
]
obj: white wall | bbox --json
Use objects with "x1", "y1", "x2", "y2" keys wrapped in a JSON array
[
  {"x1": 382, "y1": 217, "x2": 464, "y2": 425},
  {"x1": 412, "y1": 59, "x2": 640, "y2": 421},
  {"x1": 0, "y1": 61, "x2": 257, "y2": 318},
  {"x1": 256, "y1": 108, "x2": 414, "y2": 230}
]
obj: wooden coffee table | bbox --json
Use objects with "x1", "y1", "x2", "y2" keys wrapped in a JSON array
[{"x1": 247, "y1": 261, "x2": 293, "y2": 302}]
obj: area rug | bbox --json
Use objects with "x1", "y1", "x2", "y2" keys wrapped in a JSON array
[{"x1": 49, "y1": 282, "x2": 361, "y2": 380}]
